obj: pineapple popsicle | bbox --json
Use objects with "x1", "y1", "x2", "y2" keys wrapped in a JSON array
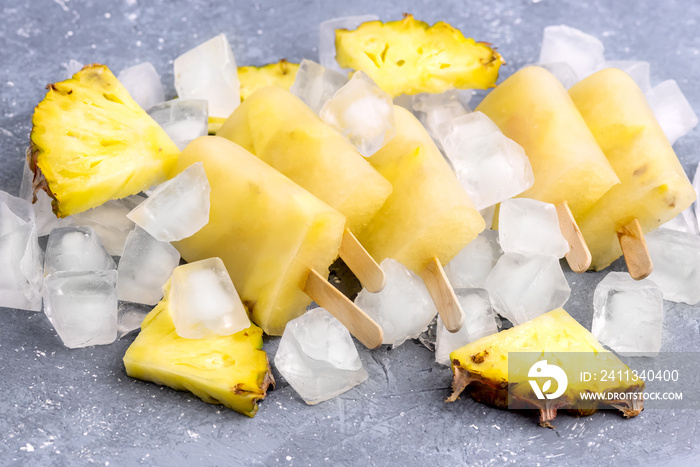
[
  {"x1": 357, "y1": 105, "x2": 485, "y2": 331},
  {"x1": 217, "y1": 86, "x2": 393, "y2": 292},
  {"x1": 569, "y1": 68, "x2": 696, "y2": 273},
  {"x1": 476, "y1": 66, "x2": 621, "y2": 271},
  {"x1": 173, "y1": 136, "x2": 382, "y2": 347}
]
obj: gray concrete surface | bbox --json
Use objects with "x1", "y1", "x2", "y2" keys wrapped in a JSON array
[{"x1": 1, "y1": 0, "x2": 699, "y2": 465}]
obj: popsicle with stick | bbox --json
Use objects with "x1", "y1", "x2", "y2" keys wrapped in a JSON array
[
  {"x1": 476, "y1": 66, "x2": 621, "y2": 273},
  {"x1": 569, "y1": 68, "x2": 695, "y2": 278},
  {"x1": 173, "y1": 136, "x2": 383, "y2": 348},
  {"x1": 356, "y1": 106, "x2": 486, "y2": 333},
  {"x1": 217, "y1": 87, "x2": 392, "y2": 293}
]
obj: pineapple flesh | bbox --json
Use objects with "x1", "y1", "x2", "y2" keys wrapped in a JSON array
[
  {"x1": 334, "y1": 14, "x2": 503, "y2": 97},
  {"x1": 30, "y1": 64, "x2": 180, "y2": 217},
  {"x1": 123, "y1": 284, "x2": 274, "y2": 417},
  {"x1": 447, "y1": 309, "x2": 645, "y2": 427},
  {"x1": 238, "y1": 59, "x2": 299, "y2": 101}
]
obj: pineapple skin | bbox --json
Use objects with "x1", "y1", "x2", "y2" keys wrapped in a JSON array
[
  {"x1": 335, "y1": 14, "x2": 503, "y2": 97},
  {"x1": 30, "y1": 64, "x2": 180, "y2": 217},
  {"x1": 238, "y1": 59, "x2": 299, "y2": 101},
  {"x1": 447, "y1": 309, "x2": 645, "y2": 427},
  {"x1": 123, "y1": 291, "x2": 274, "y2": 417},
  {"x1": 569, "y1": 68, "x2": 696, "y2": 270}
]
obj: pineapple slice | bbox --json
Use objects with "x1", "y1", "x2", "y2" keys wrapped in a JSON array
[
  {"x1": 238, "y1": 59, "x2": 299, "y2": 101},
  {"x1": 30, "y1": 64, "x2": 180, "y2": 217},
  {"x1": 447, "y1": 309, "x2": 644, "y2": 427},
  {"x1": 335, "y1": 14, "x2": 503, "y2": 97},
  {"x1": 123, "y1": 284, "x2": 274, "y2": 417}
]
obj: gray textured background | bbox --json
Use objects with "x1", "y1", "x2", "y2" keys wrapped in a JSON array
[{"x1": 1, "y1": 0, "x2": 699, "y2": 465}]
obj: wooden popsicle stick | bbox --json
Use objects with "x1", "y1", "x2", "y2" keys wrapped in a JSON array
[
  {"x1": 303, "y1": 268, "x2": 384, "y2": 349},
  {"x1": 420, "y1": 257, "x2": 464, "y2": 333},
  {"x1": 617, "y1": 218, "x2": 653, "y2": 280},
  {"x1": 555, "y1": 201, "x2": 592, "y2": 273},
  {"x1": 338, "y1": 229, "x2": 386, "y2": 293}
]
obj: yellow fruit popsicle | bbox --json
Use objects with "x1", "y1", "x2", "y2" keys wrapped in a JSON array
[
  {"x1": 217, "y1": 86, "x2": 393, "y2": 292},
  {"x1": 357, "y1": 106, "x2": 485, "y2": 331},
  {"x1": 569, "y1": 68, "x2": 696, "y2": 273},
  {"x1": 173, "y1": 136, "x2": 382, "y2": 347}
]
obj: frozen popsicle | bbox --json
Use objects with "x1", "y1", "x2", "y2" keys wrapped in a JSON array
[
  {"x1": 569, "y1": 68, "x2": 696, "y2": 275},
  {"x1": 173, "y1": 136, "x2": 383, "y2": 347},
  {"x1": 217, "y1": 86, "x2": 393, "y2": 292},
  {"x1": 476, "y1": 66, "x2": 621, "y2": 272},
  {"x1": 357, "y1": 106, "x2": 486, "y2": 331}
]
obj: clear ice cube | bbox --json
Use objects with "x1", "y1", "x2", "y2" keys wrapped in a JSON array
[
  {"x1": 43, "y1": 270, "x2": 118, "y2": 348},
  {"x1": 412, "y1": 90, "x2": 472, "y2": 145},
  {"x1": 319, "y1": 71, "x2": 396, "y2": 157},
  {"x1": 72, "y1": 195, "x2": 145, "y2": 256},
  {"x1": 289, "y1": 59, "x2": 348, "y2": 114},
  {"x1": 319, "y1": 15, "x2": 379, "y2": 73},
  {"x1": 592, "y1": 272, "x2": 664, "y2": 356},
  {"x1": 485, "y1": 253, "x2": 571, "y2": 325},
  {"x1": 19, "y1": 160, "x2": 74, "y2": 236},
  {"x1": 44, "y1": 226, "x2": 116, "y2": 276},
  {"x1": 174, "y1": 34, "x2": 240, "y2": 118},
  {"x1": 0, "y1": 221, "x2": 43, "y2": 311},
  {"x1": 168, "y1": 257, "x2": 249, "y2": 339},
  {"x1": 63, "y1": 59, "x2": 84, "y2": 79},
  {"x1": 127, "y1": 162, "x2": 211, "y2": 242},
  {"x1": 1, "y1": 190, "x2": 34, "y2": 235},
  {"x1": 659, "y1": 208, "x2": 698, "y2": 236},
  {"x1": 480, "y1": 205, "x2": 496, "y2": 229},
  {"x1": 598, "y1": 60, "x2": 651, "y2": 94},
  {"x1": 646, "y1": 79, "x2": 699, "y2": 145},
  {"x1": 645, "y1": 229, "x2": 700, "y2": 305},
  {"x1": 274, "y1": 307, "x2": 368, "y2": 405},
  {"x1": 117, "y1": 227, "x2": 181, "y2": 305},
  {"x1": 117, "y1": 301, "x2": 152, "y2": 339},
  {"x1": 435, "y1": 288, "x2": 497, "y2": 366},
  {"x1": 539, "y1": 25, "x2": 605, "y2": 80},
  {"x1": 117, "y1": 62, "x2": 165, "y2": 111},
  {"x1": 444, "y1": 229, "x2": 503, "y2": 289},
  {"x1": 538, "y1": 62, "x2": 579, "y2": 89},
  {"x1": 442, "y1": 112, "x2": 534, "y2": 210},
  {"x1": 354, "y1": 258, "x2": 437, "y2": 347},
  {"x1": 148, "y1": 99, "x2": 209, "y2": 150},
  {"x1": 498, "y1": 198, "x2": 569, "y2": 258}
]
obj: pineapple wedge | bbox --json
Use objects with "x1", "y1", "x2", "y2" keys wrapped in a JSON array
[
  {"x1": 335, "y1": 14, "x2": 503, "y2": 97},
  {"x1": 123, "y1": 284, "x2": 274, "y2": 417},
  {"x1": 238, "y1": 59, "x2": 299, "y2": 101},
  {"x1": 30, "y1": 64, "x2": 180, "y2": 217},
  {"x1": 447, "y1": 309, "x2": 644, "y2": 427}
]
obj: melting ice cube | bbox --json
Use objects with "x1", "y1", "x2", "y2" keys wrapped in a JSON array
[
  {"x1": 592, "y1": 272, "x2": 663, "y2": 356},
  {"x1": 539, "y1": 25, "x2": 605, "y2": 80},
  {"x1": 117, "y1": 62, "x2": 165, "y2": 111},
  {"x1": 44, "y1": 226, "x2": 116, "y2": 276},
  {"x1": 148, "y1": 99, "x2": 208, "y2": 150},
  {"x1": 646, "y1": 229, "x2": 700, "y2": 305},
  {"x1": 289, "y1": 59, "x2": 348, "y2": 114},
  {"x1": 318, "y1": 15, "x2": 379, "y2": 73},
  {"x1": 274, "y1": 307, "x2": 368, "y2": 405},
  {"x1": 646, "y1": 79, "x2": 699, "y2": 145},
  {"x1": 444, "y1": 229, "x2": 502, "y2": 289},
  {"x1": 72, "y1": 195, "x2": 145, "y2": 256},
  {"x1": 498, "y1": 198, "x2": 569, "y2": 258}
]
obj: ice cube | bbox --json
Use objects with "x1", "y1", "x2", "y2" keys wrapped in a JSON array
[
  {"x1": 289, "y1": 59, "x2": 348, "y2": 114},
  {"x1": 392, "y1": 94, "x2": 414, "y2": 111},
  {"x1": 117, "y1": 227, "x2": 181, "y2": 305},
  {"x1": 43, "y1": 270, "x2": 118, "y2": 348},
  {"x1": 1, "y1": 190, "x2": 34, "y2": 235},
  {"x1": 592, "y1": 272, "x2": 663, "y2": 356},
  {"x1": 63, "y1": 59, "x2": 84, "y2": 79},
  {"x1": 485, "y1": 253, "x2": 571, "y2": 325},
  {"x1": 444, "y1": 229, "x2": 502, "y2": 289},
  {"x1": 412, "y1": 90, "x2": 471, "y2": 144},
  {"x1": 117, "y1": 62, "x2": 165, "y2": 111},
  {"x1": 598, "y1": 61, "x2": 651, "y2": 94},
  {"x1": 168, "y1": 257, "x2": 249, "y2": 339},
  {"x1": 174, "y1": 34, "x2": 240, "y2": 119},
  {"x1": 319, "y1": 15, "x2": 379, "y2": 72},
  {"x1": 127, "y1": 162, "x2": 211, "y2": 242},
  {"x1": 659, "y1": 208, "x2": 698, "y2": 236},
  {"x1": 19, "y1": 159, "x2": 74, "y2": 236},
  {"x1": 435, "y1": 288, "x2": 498, "y2": 366},
  {"x1": 442, "y1": 112, "x2": 534, "y2": 210},
  {"x1": 538, "y1": 62, "x2": 579, "y2": 89},
  {"x1": 480, "y1": 205, "x2": 496, "y2": 230},
  {"x1": 148, "y1": 99, "x2": 208, "y2": 150},
  {"x1": 319, "y1": 71, "x2": 395, "y2": 157},
  {"x1": 498, "y1": 198, "x2": 569, "y2": 258},
  {"x1": 354, "y1": 259, "x2": 437, "y2": 347},
  {"x1": 44, "y1": 226, "x2": 116, "y2": 276},
  {"x1": 645, "y1": 229, "x2": 700, "y2": 305},
  {"x1": 646, "y1": 79, "x2": 699, "y2": 145},
  {"x1": 539, "y1": 25, "x2": 604, "y2": 80},
  {"x1": 274, "y1": 307, "x2": 368, "y2": 405},
  {"x1": 0, "y1": 222, "x2": 43, "y2": 312},
  {"x1": 72, "y1": 195, "x2": 145, "y2": 256},
  {"x1": 117, "y1": 301, "x2": 152, "y2": 339}
]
